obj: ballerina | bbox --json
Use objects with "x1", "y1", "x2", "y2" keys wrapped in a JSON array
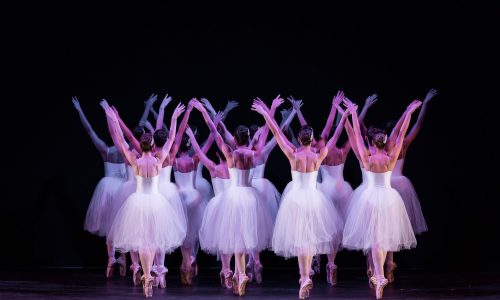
[
  {"x1": 252, "y1": 100, "x2": 346, "y2": 300},
  {"x1": 72, "y1": 96, "x2": 128, "y2": 278},
  {"x1": 103, "y1": 101, "x2": 187, "y2": 298},
  {"x1": 342, "y1": 98, "x2": 420, "y2": 299},
  {"x1": 195, "y1": 100, "x2": 273, "y2": 296}
]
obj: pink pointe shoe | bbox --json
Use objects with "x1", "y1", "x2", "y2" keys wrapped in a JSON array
[
  {"x1": 253, "y1": 261, "x2": 263, "y2": 284},
  {"x1": 385, "y1": 262, "x2": 397, "y2": 283},
  {"x1": 152, "y1": 265, "x2": 168, "y2": 288},
  {"x1": 370, "y1": 276, "x2": 388, "y2": 299},
  {"x1": 298, "y1": 278, "x2": 313, "y2": 299},
  {"x1": 130, "y1": 263, "x2": 142, "y2": 286},
  {"x1": 180, "y1": 266, "x2": 193, "y2": 285},
  {"x1": 326, "y1": 262, "x2": 337, "y2": 286},
  {"x1": 116, "y1": 256, "x2": 127, "y2": 277},
  {"x1": 220, "y1": 269, "x2": 233, "y2": 289},
  {"x1": 237, "y1": 273, "x2": 250, "y2": 296},
  {"x1": 245, "y1": 260, "x2": 254, "y2": 283},
  {"x1": 106, "y1": 257, "x2": 116, "y2": 278},
  {"x1": 190, "y1": 255, "x2": 199, "y2": 277},
  {"x1": 141, "y1": 275, "x2": 154, "y2": 298}
]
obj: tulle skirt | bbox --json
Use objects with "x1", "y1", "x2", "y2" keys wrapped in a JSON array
[
  {"x1": 84, "y1": 176, "x2": 124, "y2": 237},
  {"x1": 196, "y1": 177, "x2": 214, "y2": 203},
  {"x1": 199, "y1": 186, "x2": 273, "y2": 255},
  {"x1": 272, "y1": 187, "x2": 344, "y2": 258},
  {"x1": 179, "y1": 189, "x2": 207, "y2": 248},
  {"x1": 107, "y1": 192, "x2": 187, "y2": 253},
  {"x1": 342, "y1": 186, "x2": 417, "y2": 253},
  {"x1": 252, "y1": 178, "x2": 281, "y2": 219},
  {"x1": 159, "y1": 181, "x2": 187, "y2": 230},
  {"x1": 105, "y1": 179, "x2": 135, "y2": 237},
  {"x1": 391, "y1": 175, "x2": 428, "y2": 234},
  {"x1": 318, "y1": 180, "x2": 353, "y2": 221}
]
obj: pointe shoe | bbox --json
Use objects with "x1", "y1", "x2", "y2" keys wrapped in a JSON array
[
  {"x1": 116, "y1": 256, "x2": 127, "y2": 277},
  {"x1": 238, "y1": 274, "x2": 249, "y2": 296},
  {"x1": 220, "y1": 269, "x2": 233, "y2": 289},
  {"x1": 326, "y1": 262, "x2": 337, "y2": 286},
  {"x1": 152, "y1": 265, "x2": 168, "y2": 289},
  {"x1": 180, "y1": 266, "x2": 193, "y2": 285},
  {"x1": 298, "y1": 278, "x2": 313, "y2": 299},
  {"x1": 231, "y1": 273, "x2": 239, "y2": 295},
  {"x1": 253, "y1": 261, "x2": 263, "y2": 284},
  {"x1": 385, "y1": 262, "x2": 397, "y2": 283},
  {"x1": 374, "y1": 277, "x2": 388, "y2": 299},
  {"x1": 312, "y1": 256, "x2": 321, "y2": 275},
  {"x1": 245, "y1": 261, "x2": 254, "y2": 283},
  {"x1": 106, "y1": 257, "x2": 116, "y2": 278},
  {"x1": 190, "y1": 255, "x2": 199, "y2": 277},
  {"x1": 141, "y1": 275, "x2": 154, "y2": 298},
  {"x1": 367, "y1": 266, "x2": 373, "y2": 278},
  {"x1": 369, "y1": 276, "x2": 377, "y2": 289},
  {"x1": 130, "y1": 264, "x2": 142, "y2": 286}
]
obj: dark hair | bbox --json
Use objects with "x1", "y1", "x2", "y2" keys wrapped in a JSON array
[
  {"x1": 249, "y1": 124, "x2": 260, "y2": 139},
  {"x1": 234, "y1": 125, "x2": 250, "y2": 146},
  {"x1": 298, "y1": 125, "x2": 314, "y2": 146},
  {"x1": 179, "y1": 134, "x2": 191, "y2": 152},
  {"x1": 140, "y1": 133, "x2": 154, "y2": 152},
  {"x1": 133, "y1": 126, "x2": 145, "y2": 140},
  {"x1": 366, "y1": 126, "x2": 386, "y2": 144},
  {"x1": 153, "y1": 129, "x2": 168, "y2": 147},
  {"x1": 373, "y1": 132, "x2": 387, "y2": 149}
]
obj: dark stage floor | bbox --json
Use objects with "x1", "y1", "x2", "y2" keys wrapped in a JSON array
[{"x1": 1, "y1": 268, "x2": 499, "y2": 299}]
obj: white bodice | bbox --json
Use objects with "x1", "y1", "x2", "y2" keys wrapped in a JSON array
[
  {"x1": 291, "y1": 170, "x2": 319, "y2": 189},
  {"x1": 160, "y1": 166, "x2": 172, "y2": 182},
  {"x1": 251, "y1": 163, "x2": 265, "y2": 179},
  {"x1": 211, "y1": 177, "x2": 231, "y2": 196},
  {"x1": 229, "y1": 168, "x2": 252, "y2": 187},
  {"x1": 124, "y1": 165, "x2": 135, "y2": 182},
  {"x1": 360, "y1": 166, "x2": 367, "y2": 184},
  {"x1": 196, "y1": 162, "x2": 204, "y2": 178},
  {"x1": 135, "y1": 175, "x2": 160, "y2": 194},
  {"x1": 392, "y1": 158, "x2": 405, "y2": 176},
  {"x1": 174, "y1": 170, "x2": 196, "y2": 190},
  {"x1": 365, "y1": 171, "x2": 392, "y2": 188},
  {"x1": 104, "y1": 162, "x2": 126, "y2": 178},
  {"x1": 319, "y1": 163, "x2": 345, "y2": 182}
]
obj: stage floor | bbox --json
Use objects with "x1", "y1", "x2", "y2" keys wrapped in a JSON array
[{"x1": 1, "y1": 268, "x2": 499, "y2": 299}]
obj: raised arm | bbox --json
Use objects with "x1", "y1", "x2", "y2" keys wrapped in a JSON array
[
  {"x1": 185, "y1": 127, "x2": 216, "y2": 173},
  {"x1": 139, "y1": 93, "x2": 157, "y2": 124},
  {"x1": 140, "y1": 120, "x2": 155, "y2": 134},
  {"x1": 101, "y1": 105, "x2": 137, "y2": 165},
  {"x1": 260, "y1": 106, "x2": 297, "y2": 158},
  {"x1": 389, "y1": 101, "x2": 422, "y2": 165},
  {"x1": 325, "y1": 104, "x2": 350, "y2": 150},
  {"x1": 320, "y1": 91, "x2": 344, "y2": 141},
  {"x1": 254, "y1": 95, "x2": 284, "y2": 150},
  {"x1": 344, "y1": 99, "x2": 370, "y2": 168},
  {"x1": 157, "y1": 103, "x2": 185, "y2": 163},
  {"x1": 217, "y1": 120, "x2": 237, "y2": 148},
  {"x1": 403, "y1": 88, "x2": 437, "y2": 145},
  {"x1": 149, "y1": 107, "x2": 169, "y2": 132},
  {"x1": 251, "y1": 101, "x2": 295, "y2": 160},
  {"x1": 194, "y1": 103, "x2": 233, "y2": 162},
  {"x1": 170, "y1": 99, "x2": 195, "y2": 156},
  {"x1": 288, "y1": 96, "x2": 307, "y2": 126},
  {"x1": 222, "y1": 100, "x2": 238, "y2": 122},
  {"x1": 111, "y1": 106, "x2": 142, "y2": 153},
  {"x1": 155, "y1": 94, "x2": 172, "y2": 130},
  {"x1": 72, "y1": 97, "x2": 109, "y2": 156}
]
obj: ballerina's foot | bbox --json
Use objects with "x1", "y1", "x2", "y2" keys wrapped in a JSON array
[
  {"x1": 238, "y1": 274, "x2": 250, "y2": 296},
  {"x1": 385, "y1": 262, "x2": 397, "y2": 283},
  {"x1": 326, "y1": 262, "x2": 337, "y2": 286},
  {"x1": 254, "y1": 262, "x2": 263, "y2": 284},
  {"x1": 245, "y1": 262, "x2": 254, "y2": 283},
  {"x1": 298, "y1": 278, "x2": 313, "y2": 299},
  {"x1": 131, "y1": 264, "x2": 142, "y2": 286},
  {"x1": 116, "y1": 256, "x2": 127, "y2": 277},
  {"x1": 375, "y1": 278, "x2": 389, "y2": 299},
  {"x1": 141, "y1": 275, "x2": 154, "y2": 298},
  {"x1": 106, "y1": 258, "x2": 116, "y2": 278}
]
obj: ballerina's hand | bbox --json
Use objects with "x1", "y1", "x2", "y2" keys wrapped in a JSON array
[
  {"x1": 200, "y1": 98, "x2": 217, "y2": 114},
  {"x1": 173, "y1": 102, "x2": 186, "y2": 118},
  {"x1": 140, "y1": 120, "x2": 154, "y2": 132},
  {"x1": 214, "y1": 111, "x2": 224, "y2": 126},
  {"x1": 271, "y1": 94, "x2": 284, "y2": 109},
  {"x1": 408, "y1": 100, "x2": 422, "y2": 113},
  {"x1": 225, "y1": 100, "x2": 239, "y2": 112},
  {"x1": 251, "y1": 103, "x2": 266, "y2": 114},
  {"x1": 364, "y1": 93, "x2": 378, "y2": 107},
  {"x1": 423, "y1": 88, "x2": 437, "y2": 104},
  {"x1": 332, "y1": 90, "x2": 345, "y2": 106},
  {"x1": 160, "y1": 94, "x2": 172, "y2": 109},
  {"x1": 144, "y1": 93, "x2": 158, "y2": 107},
  {"x1": 99, "y1": 99, "x2": 110, "y2": 110},
  {"x1": 103, "y1": 106, "x2": 118, "y2": 123},
  {"x1": 72, "y1": 96, "x2": 82, "y2": 111},
  {"x1": 280, "y1": 107, "x2": 292, "y2": 119}
]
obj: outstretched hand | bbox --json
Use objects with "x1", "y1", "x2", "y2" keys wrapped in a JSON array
[
  {"x1": 332, "y1": 90, "x2": 345, "y2": 106},
  {"x1": 224, "y1": 100, "x2": 239, "y2": 112},
  {"x1": 72, "y1": 96, "x2": 82, "y2": 111},
  {"x1": 364, "y1": 94, "x2": 378, "y2": 107},
  {"x1": 140, "y1": 120, "x2": 154, "y2": 132},
  {"x1": 144, "y1": 93, "x2": 158, "y2": 107},
  {"x1": 172, "y1": 102, "x2": 186, "y2": 119},
  {"x1": 200, "y1": 98, "x2": 217, "y2": 115},
  {"x1": 280, "y1": 107, "x2": 292, "y2": 119},
  {"x1": 271, "y1": 94, "x2": 284, "y2": 110},
  {"x1": 160, "y1": 94, "x2": 172, "y2": 109},
  {"x1": 214, "y1": 111, "x2": 224, "y2": 126},
  {"x1": 423, "y1": 88, "x2": 437, "y2": 104},
  {"x1": 407, "y1": 100, "x2": 422, "y2": 113},
  {"x1": 99, "y1": 99, "x2": 110, "y2": 110},
  {"x1": 251, "y1": 102, "x2": 266, "y2": 114}
]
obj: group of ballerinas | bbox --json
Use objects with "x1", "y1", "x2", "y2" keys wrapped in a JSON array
[{"x1": 73, "y1": 88, "x2": 436, "y2": 299}]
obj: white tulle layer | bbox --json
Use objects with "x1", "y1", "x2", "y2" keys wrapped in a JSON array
[
  {"x1": 272, "y1": 188, "x2": 344, "y2": 258},
  {"x1": 105, "y1": 179, "x2": 135, "y2": 237},
  {"x1": 196, "y1": 177, "x2": 215, "y2": 202},
  {"x1": 107, "y1": 191, "x2": 187, "y2": 253},
  {"x1": 252, "y1": 178, "x2": 281, "y2": 220},
  {"x1": 318, "y1": 179, "x2": 353, "y2": 221},
  {"x1": 84, "y1": 176, "x2": 124, "y2": 237},
  {"x1": 179, "y1": 189, "x2": 207, "y2": 248},
  {"x1": 199, "y1": 186, "x2": 273, "y2": 255},
  {"x1": 342, "y1": 185, "x2": 417, "y2": 253},
  {"x1": 391, "y1": 175, "x2": 428, "y2": 234},
  {"x1": 159, "y1": 181, "x2": 188, "y2": 230}
]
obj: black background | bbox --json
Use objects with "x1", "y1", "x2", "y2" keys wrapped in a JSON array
[{"x1": 2, "y1": 1, "x2": 498, "y2": 272}]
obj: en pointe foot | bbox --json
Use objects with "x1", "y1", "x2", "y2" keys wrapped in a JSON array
[
  {"x1": 141, "y1": 275, "x2": 154, "y2": 298},
  {"x1": 326, "y1": 262, "x2": 337, "y2": 286},
  {"x1": 298, "y1": 278, "x2": 313, "y2": 299},
  {"x1": 385, "y1": 262, "x2": 397, "y2": 283},
  {"x1": 106, "y1": 257, "x2": 116, "y2": 278}
]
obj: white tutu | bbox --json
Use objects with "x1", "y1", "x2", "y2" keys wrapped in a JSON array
[
  {"x1": 391, "y1": 159, "x2": 428, "y2": 234},
  {"x1": 272, "y1": 171, "x2": 344, "y2": 258},
  {"x1": 196, "y1": 162, "x2": 215, "y2": 202},
  {"x1": 84, "y1": 162, "x2": 126, "y2": 237},
  {"x1": 105, "y1": 165, "x2": 136, "y2": 238},
  {"x1": 175, "y1": 170, "x2": 207, "y2": 248},
  {"x1": 251, "y1": 164, "x2": 281, "y2": 220},
  {"x1": 342, "y1": 171, "x2": 417, "y2": 253},
  {"x1": 200, "y1": 168, "x2": 273, "y2": 255},
  {"x1": 159, "y1": 166, "x2": 187, "y2": 229},
  {"x1": 317, "y1": 164, "x2": 353, "y2": 221},
  {"x1": 108, "y1": 175, "x2": 187, "y2": 253}
]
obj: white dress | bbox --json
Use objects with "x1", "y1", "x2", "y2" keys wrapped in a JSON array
[
  {"x1": 196, "y1": 162, "x2": 215, "y2": 203},
  {"x1": 391, "y1": 159, "x2": 428, "y2": 234},
  {"x1": 342, "y1": 171, "x2": 417, "y2": 253},
  {"x1": 318, "y1": 163, "x2": 353, "y2": 221},
  {"x1": 106, "y1": 164, "x2": 135, "y2": 238},
  {"x1": 251, "y1": 163, "x2": 281, "y2": 220},
  {"x1": 107, "y1": 174, "x2": 187, "y2": 253},
  {"x1": 174, "y1": 159, "x2": 207, "y2": 248},
  {"x1": 199, "y1": 168, "x2": 273, "y2": 255},
  {"x1": 272, "y1": 170, "x2": 344, "y2": 258},
  {"x1": 84, "y1": 161, "x2": 126, "y2": 237},
  {"x1": 159, "y1": 166, "x2": 187, "y2": 229}
]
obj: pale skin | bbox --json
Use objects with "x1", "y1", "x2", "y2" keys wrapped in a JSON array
[
  {"x1": 344, "y1": 98, "x2": 421, "y2": 296},
  {"x1": 251, "y1": 100, "x2": 354, "y2": 292},
  {"x1": 102, "y1": 101, "x2": 184, "y2": 288}
]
